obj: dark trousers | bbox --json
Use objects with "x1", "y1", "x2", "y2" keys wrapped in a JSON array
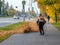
[{"x1": 39, "y1": 22, "x2": 45, "y2": 35}]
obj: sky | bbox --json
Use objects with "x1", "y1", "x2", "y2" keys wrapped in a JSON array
[{"x1": 5, "y1": 0, "x2": 40, "y2": 14}]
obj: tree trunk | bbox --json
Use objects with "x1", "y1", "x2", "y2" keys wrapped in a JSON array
[
  {"x1": 0, "y1": 8, "x2": 1, "y2": 15},
  {"x1": 55, "y1": 12, "x2": 57, "y2": 22}
]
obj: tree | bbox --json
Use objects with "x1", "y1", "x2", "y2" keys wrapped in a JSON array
[
  {"x1": 8, "y1": 9, "x2": 16, "y2": 17},
  {"x1": 1, "y1": 0, "x2": 5, "y2": 15},
  {"x1": 10, "y1": 5, "x2": 14, "y2": 10},
  {"x1": 7, "y1": 5, "x2": 16, "y2": 17},
  {"x1": 34, "y1": 0, "x2": 59, "y2": 22},
  {"x1": 43, "y1": 0, "x2": 57, "y2": 22},
  {"x1": 5, "y1": 2, "x2": 9, "y2": 10},
  {"x1": 0, "y1": 0, "x2": 2, "y2": 15},
  {"x1": 4, "y1": 2, "x2": 9, "y2": 16}
]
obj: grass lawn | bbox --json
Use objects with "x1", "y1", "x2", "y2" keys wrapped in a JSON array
[
  {"x1": 0, "y1": 34, "x2": 12, "y2": 42},
  {"x1": 52, "y1": 22, "x2": 60, "y2": 31},
  {"x1": 0, "y1": 22, "x2": 26, "y2": 42},
  {"x1": 0, "y1": 21, "x2": 39, "y2": 42},
  {"x1": 0, "y1": 22, "x2": 25, "y2": 31}
]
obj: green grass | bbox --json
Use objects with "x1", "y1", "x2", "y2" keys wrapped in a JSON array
[
  {"x1": 0, "y1": 22, "x2": 25, "y2": 31},
  {"x1": 0, "y1": 22, "x2": 26, "y2": 42},
  {"x1": 0, "y1": 34, "x2": 12, "y2": 42},
  {"x1": 52, "y1": 22, "x2": 60, "y2": 31},
  {"x1": 0, "y1": 16, "x2": 10, "y2": 18}
]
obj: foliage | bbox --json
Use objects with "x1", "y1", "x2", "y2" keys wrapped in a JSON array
[
  {"x1": 0, "y1": 0, "x2": 2, "y2": 8},
  {"x1": 8, "y1": 9, "x2": 16, "y2": 17},
  {"x1": 34, "y1": 0, "x2": 60, "y2": 22},
  {"x1": 0, "y1": 1, "x2": 16, "y2": 17},
  {"x1": 0, "y1": 0, "x2": 2, "y2": 14},
  {"x1": 43, "y1": 0, "x2": 56, "y2": 5}
]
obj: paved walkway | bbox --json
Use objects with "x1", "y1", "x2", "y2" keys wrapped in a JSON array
[{"x1": 0, "y1": 23, "x2": 60, "y2": 45}]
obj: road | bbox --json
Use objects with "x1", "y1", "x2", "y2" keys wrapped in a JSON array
[
  {"x1": 0, "y1": 23, "x2": 60, "y2": 45},
  {"x1": 0, "y1": 17, "x2": 34, "y2": 27},
  {"x1": 0, "y1": 18, "x2": 23, "y2": 27}
]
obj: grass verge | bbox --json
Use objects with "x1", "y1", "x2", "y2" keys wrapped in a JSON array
[
  {"x1": 52, "y1": 22, "x2": 60, "y2": 31},
  {"x1": 0, "y1": 22, "x2": 26, "y2": 42},
  {"x1": 0, "y1": 22, "x2": 25, "y2": 31},
  {"x1": 0, "y1": 21, "x2": 39, "y2": 42},
  {"x1": 0, "y1": 34, "x2": 12, "y2": 42}
]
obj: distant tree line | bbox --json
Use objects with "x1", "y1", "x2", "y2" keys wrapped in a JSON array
[{"x1": 0, "y1": 0, "x2": 16, "y2": 17}]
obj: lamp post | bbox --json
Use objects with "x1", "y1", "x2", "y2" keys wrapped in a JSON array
[
  {"x1": 0, "y1": 1, "x2": 2, "y2": 15},
  {"x1": 22, "y1": 0, "x2": 26, "y2": 13},
  {"x1": 22, "y1": 0, "x2": 26, "y2": 21},
  {"x1": 15, "y1": 6, "x2": 19, "y2": 17}
]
